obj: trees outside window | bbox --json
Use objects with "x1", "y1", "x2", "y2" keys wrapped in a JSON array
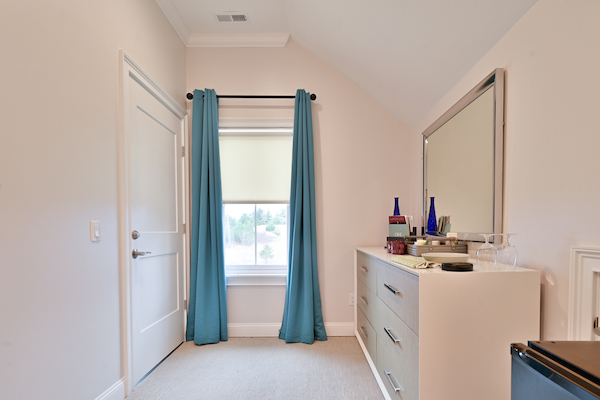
[{"x1": 223, "y1": 204, "x2": 288, "y2": 268}]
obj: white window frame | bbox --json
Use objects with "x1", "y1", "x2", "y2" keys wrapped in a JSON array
[
  {"x1": 223, "y1": 203, "x2": 289, "y2": 276},
  {"x1": 219, "y1": 118, "x2": 293, "y2": 283}
]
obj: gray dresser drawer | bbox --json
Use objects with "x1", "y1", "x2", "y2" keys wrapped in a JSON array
[
  {"x1": 357, "y1": 279, "x2": 379, "y2": 327},
  {"x1": 378, "y1": 301, "x2": 419, "y2": 372},
  {"x1": 377, "y1": 261, "x2": 419, "y2": 334},
  {"x1": 356, "y1": 306, "x2": 377, "y2": 365},
  {"x1": 357, "y1": 251, "x2": 378, "y2": 292},
  {"x1": 377, "y1": 336, "x2": 418, "y2": 400}
]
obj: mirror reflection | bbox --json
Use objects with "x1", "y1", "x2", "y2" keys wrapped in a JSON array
[{"x1": 423, "y1": 70, "x2": 503, "y2": 240}]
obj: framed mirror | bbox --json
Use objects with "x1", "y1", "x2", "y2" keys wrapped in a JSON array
[{"x1": 423, "y1": 69, "x2": 504, "y2": 241}]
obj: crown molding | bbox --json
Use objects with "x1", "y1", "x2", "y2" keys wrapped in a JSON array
[
  {"x1": 155, "y1": 0, "x2": 289, "y2": 48},
  {"x1": 154, "y1": 0, "x2": 190, "y2": 45},
  {"x1": 187, "y1": 33, "x2": 290, "y2": 48}
]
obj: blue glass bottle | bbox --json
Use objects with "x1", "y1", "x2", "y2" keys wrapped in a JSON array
[
  {"x1": 393, "y1": 197, "x2": 400, "y2": 216},
  {"x1": 427, "y1": 197, "x2": 437, "y2": 234}
]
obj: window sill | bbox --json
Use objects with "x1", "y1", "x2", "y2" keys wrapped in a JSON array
[{"x1": 226, "y1": 274, "x2": 287, "y2": 287}]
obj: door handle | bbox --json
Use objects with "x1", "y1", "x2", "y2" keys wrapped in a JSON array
[{"x1": 132, "y1": 249, "x2": 151, "y2": 259}]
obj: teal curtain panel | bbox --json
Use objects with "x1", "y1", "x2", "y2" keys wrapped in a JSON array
[
  {"x1": 186, "y1": 89, "x2": 228, "y2": 345},
  {"x1": 279, "y1": 89, "x2": 327, "y2": 344}
]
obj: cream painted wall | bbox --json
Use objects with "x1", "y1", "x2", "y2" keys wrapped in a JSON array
[
  {"x1": 0, "y1": 1, "x2": 185, "y2": 399},
  {"x1": 413, "y1": 0, "x2": 600, "y2": 340},
  {"x1": 187, "y1": 41, "x2": 412, "y2": 328}
]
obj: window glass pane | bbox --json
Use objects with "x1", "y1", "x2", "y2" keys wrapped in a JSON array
[
  {"x1": 223, "y1": 204, "x2": 255, "y2": 265},
  {"x1": 220, "y1": 135, "x2": 292, "y2": 202},
  {"x1": 256, "y1": 204, "x2": 288, "y2": 266}
]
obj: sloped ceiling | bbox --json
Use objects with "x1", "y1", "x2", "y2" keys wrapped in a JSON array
[{"x1": 156, "y1": 0, "x2": 538, "y2": 127}]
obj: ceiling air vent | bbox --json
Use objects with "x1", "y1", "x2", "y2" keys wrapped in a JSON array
[{"x1": 215, "y1": 12, "x2": 249, "y2": 23}]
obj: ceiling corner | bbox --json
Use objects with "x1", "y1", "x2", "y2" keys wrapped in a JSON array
[{"x1": 155, "y1": 0, "x2": 190, "y2": 46}]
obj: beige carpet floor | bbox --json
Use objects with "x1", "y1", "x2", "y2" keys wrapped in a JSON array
[{"x1": 127, "y1": 336, "x2": 384, "y2": 400}]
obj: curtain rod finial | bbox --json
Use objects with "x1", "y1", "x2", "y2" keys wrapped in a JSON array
[
  {"x1": 310, "y1": 93, "x2": 316, "y2": 101},
  {"x1": 186, "y1": 93, "x2": 194, "y2": 100}
]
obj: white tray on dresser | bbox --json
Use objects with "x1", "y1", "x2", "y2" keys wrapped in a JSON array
[{"x1": 354, "y1": 247, "x2": 541, "y2": 400}]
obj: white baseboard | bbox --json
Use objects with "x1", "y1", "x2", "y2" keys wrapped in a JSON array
[
  {"x1": 228, "y1": 322, "x2": 355, "y2": 337},
  {"x1": 95, "y1": 378, "x2": 125, "y2": 400},
  {"x1": 228, "y1": 323, "x2": 281, "y2": 337},
  {"x1": 355, "y1": 332, "x2": 391, "y2": 400},
  {"x1": 325, "y1": 322, "x2": 355, "y2": 336}
]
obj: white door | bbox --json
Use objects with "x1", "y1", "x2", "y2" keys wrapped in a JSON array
[{"x1": 128, "y1": 75, "x2": 185, "y2": 385}]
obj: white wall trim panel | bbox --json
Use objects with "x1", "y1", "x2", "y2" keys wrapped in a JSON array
[
  {"x1": 187, "y1": 33, "x2": 290, "y2": 48},
  {"x1": 94, "y1": 379, "x2": 125, "y2": 400},
  {"x1": 154, "y1": 0, "x2": 190, "y2": 45},
  {"x1": 568, "y1": 246, "x2": 600, "y2": 340}
]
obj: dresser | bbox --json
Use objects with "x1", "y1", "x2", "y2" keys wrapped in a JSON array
[{"x1": 355, "y1": 247, "x2": 540, "y2": 400}]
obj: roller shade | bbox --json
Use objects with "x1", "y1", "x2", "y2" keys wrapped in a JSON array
[{"x1": 219, "y1": 133, "x2": 292, "y2": 202}]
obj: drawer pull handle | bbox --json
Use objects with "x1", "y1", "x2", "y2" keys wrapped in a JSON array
[
  {"x1": 385, "y1": 371, "x2": 404, "y2": 393},
  {"x1": 360, "y1": 266, "x2": 369, "y2": 273},
  {"x1": 384, "y1": 327, "x2": 401, "y2": 343},
  {"x1": 359, "y1": 326, "x2": 368, "y2": 338},
  {"x1": 359, "y1": 296, "x2": 368, "y2": 307},
  {"x1": 384, "y1": 283, "x2": 399, "y2": 295}
]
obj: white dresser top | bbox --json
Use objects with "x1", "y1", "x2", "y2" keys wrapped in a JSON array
[{"x1": 356, "y1": 246, "x2": 537, "y2": 277}]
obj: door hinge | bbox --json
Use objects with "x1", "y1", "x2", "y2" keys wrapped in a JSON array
[
  {"x1": 184, "y1": 299, "x2": 188, "y2": 311},
  {"x1": 181, "y1": 146, "x2": 185, "y2": 157},
  {"x1": 183, "y1": 223, "x2": 186, "y2": 234}
]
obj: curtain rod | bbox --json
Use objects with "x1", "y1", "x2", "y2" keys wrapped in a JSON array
[{"x1": 186, "y1": 93, "x2": 317, "y2": 101}]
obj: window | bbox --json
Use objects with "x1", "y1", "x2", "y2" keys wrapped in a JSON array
[
  {"x1": 223, "y1": 203, "x2": 288, "y2": 274},
  {"x1": 219, "y1": 126, "x2": 293, "y2": 275}
]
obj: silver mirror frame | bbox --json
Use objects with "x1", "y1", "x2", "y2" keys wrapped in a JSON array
[{"x1": 422, "y1": 68, "x2": 504, "y2": 242}]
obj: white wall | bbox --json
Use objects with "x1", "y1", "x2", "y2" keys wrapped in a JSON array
[
  {"x1": 0, "y1": 1, "x2": 185, "y2": 399},
  {"x1": 413, "y1": 0, "x2": 600, "y2": 340},
  {"x1": 187, "y1": 41, "x2": 412, "y2": 330}
]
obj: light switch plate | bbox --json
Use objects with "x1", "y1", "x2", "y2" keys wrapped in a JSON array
[{"x1": 90, "y1": 221, "x2": 100, "y2": 242}]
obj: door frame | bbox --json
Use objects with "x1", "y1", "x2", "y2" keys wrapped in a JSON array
[{"x1": 118, "y1": 51, "x2": 189, "y2": 396}]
